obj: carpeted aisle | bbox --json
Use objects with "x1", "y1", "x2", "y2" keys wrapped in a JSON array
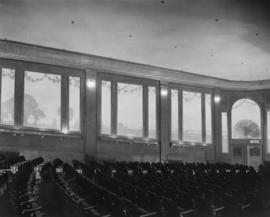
[
  {"x1": 0, "y1": 190, "x2": 18, "y2": 217},
  {"x1": 39, "y1": 180, "x2": 89, "y2": 217}
]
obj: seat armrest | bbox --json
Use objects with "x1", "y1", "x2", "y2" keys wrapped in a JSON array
[
  {"x1": 179, "y1": 209, "x2": 194, "y2": 217},
  {"x1": 21, "y1": 206, "x2": 42, "y2": 214},
  {"x1": 213, "y1": 206, "x2": 225, "y2": 216},
  {"x1": 140, "y1": 211, "x2": 157, "y2": 217}
]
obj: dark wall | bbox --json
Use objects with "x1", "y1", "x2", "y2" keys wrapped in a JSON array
[
  {"x1": 166, "y1": 146, "x2": 215, "y2": 163},
  {"x1": 0, "y1": 132, "x2": 214, "y2": 163},
  {"x1": 0, "y1": 132, "x2": 84, "y2": 163},
  {"x1": 97, "y1": 139, "x2": 160, "y2": 162},
  {"x1": 97, "y1": 139, "x2": 214, "y2": 163}
]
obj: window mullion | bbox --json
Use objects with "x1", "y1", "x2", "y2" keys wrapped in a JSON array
[
  {"x1": 0, "y1": 68, "x2": 2, "y2": 123},
  {"x1": 155, "y1": 84, "x2": 159, "y2": 140},
  {"x1": 168, "y1": 88, "x2": 172, "y2": 141},
  {"x1": 14, "y1": 65, "x2": 24, "y2": 129},
  {"x1": 111, "y1": 81, "x2": 117, "y2": 135},
  {"x1": 61, "y1": 75, "x2": 69, "y2": 132},
  {"x1": 202, "y1": 93, "x2": 206, "y2": 143},
  {"x1": 143, "y1": 85, "x2": 148, "y2": 138},
  {"x1": 178, "y1": 90, "x2": 183, "y2": 141}
]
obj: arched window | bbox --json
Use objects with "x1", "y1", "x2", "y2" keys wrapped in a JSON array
[{"x1": 231, "y1": 99, "x2": 261, "y2": 139}]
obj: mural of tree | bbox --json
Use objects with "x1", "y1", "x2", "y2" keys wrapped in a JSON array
[
  {"x1": 23, "y1": 94, "x2": 46, "y2": 125},
  {"x1": 2, "y1": 94, "x2": 46, "y2": 125},
  {"x1": 233, "y1": 119, "x2": 260, "y2": 138}
]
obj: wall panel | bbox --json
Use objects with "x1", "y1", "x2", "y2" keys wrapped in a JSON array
[
  {"x1": 0, "y1": 132, "x2": 84, "y2": 162},
  {"x1": 97, "y1": 139, "x2": 160, "y2": 162}
]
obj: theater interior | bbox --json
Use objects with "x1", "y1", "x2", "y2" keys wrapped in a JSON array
[{"x1": 0, "y1": 0, "x2": 270, "y2": 217}]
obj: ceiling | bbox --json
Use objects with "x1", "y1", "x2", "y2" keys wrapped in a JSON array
[{"x1": 0, "y1": 0, "x2": 270, "y2": 81}]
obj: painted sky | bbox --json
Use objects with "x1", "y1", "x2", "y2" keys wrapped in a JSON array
[{"x1": 0, "y1": 0, "x2": 270, "y2": 81}]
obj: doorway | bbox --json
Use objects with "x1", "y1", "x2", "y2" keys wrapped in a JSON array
[{"x1": 230, "y1": 142, "x2": 262, "y2": 170}]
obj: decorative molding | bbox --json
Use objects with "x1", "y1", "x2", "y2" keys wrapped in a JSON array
[
  {"x1": 99, "y1": 135, "x2": 158, "y2": 147},
  {"x1": 1, "y1": 39, "x2": 270, "y2": 90}
]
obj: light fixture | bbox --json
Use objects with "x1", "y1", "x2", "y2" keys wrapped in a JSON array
[
  {"x1": 87, "y1": 79, "x2": 96, "y2": 89},
  {"x1": 62, "y1": 127, "x2": 68, "y2": 134},
  {"x1": 160, "y1": 87, "x2": 168, "y2": 97},
  {"x1": 214, "y1": 95, "x2": 221, "y2": 103}
]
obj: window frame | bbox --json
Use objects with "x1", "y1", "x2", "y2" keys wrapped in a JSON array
[
  {"x1": 23, "y1": 70, "x2": 63, "y2": 132},
  {"x1": 266, "y1": 110, "x2": 270, "y2": 154},
  {"x1": 0, "y1": 59, "x2": 22, "y2": 130},
  {"x1": 169, "y1": 83, "x2": 214, "y2": 146},
  {"x1": 0, "y1": 59, "x2": 84, "y2": 137},
  {"x1": 221, "y1": 112, "x2": 229, "y2": 153},
  {"x1": 229, "y1": 97, "x2": 262, "y2": 142},
  {"x1": 98, "y1": 72, "x2": 159, "y2": 143},
  {"x1": 0, "y1": 66, "x2": 16, "y2": 127},
  {"x1": 68, "y1": 76, "x2": 82, "y2": 133}
]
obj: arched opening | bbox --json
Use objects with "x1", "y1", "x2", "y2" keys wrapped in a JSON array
[{"x1": 231, "y1": 98, "x2": 261, "y2": 139}]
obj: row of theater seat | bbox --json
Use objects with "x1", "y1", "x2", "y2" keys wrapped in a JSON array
[
  {"x1": 49, "y1": 159, "x2": 112, "y2": 217},
  {"x1": 53, "y1": 159, "x2": 158, "y2": 217},
  {"x1": 73, "y1": 160, "x2": 195, "y2": 217},
  {"x1": 1, "y1": 156, "x2": 270, "y2": 217},
  {"x1": 10, "y1": 157, "x2": 45, "y2": 217},
  {"x1": 72, "y1": 160, "x2": 270, "y2": 217},
  {"x1": 0, "y1": 154, "x2": 25, "y2": 197}
]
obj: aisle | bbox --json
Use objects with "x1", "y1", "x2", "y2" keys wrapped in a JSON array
[
  {"x1": 0, "y1": 190, "x2": 18, "y2": 217},
  {"x1": 39, "y1": 180, "x2": 89, "y2": 217}
]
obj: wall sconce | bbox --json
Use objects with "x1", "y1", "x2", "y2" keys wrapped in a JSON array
[
  {"x1": 143, "y1": 138, "x2": 150, "y2": 142},
  {"x1": 87, "y1": 79, "x2": 96, "y2": 89},
  {"x1": 214, "y1": 95, "x2": 221, "y2": 103},
  {"x1": 14, "y1": 125, "x2": 20, "y2": 130},
  {"x1": 160, "y1": 87, "x2": 168, "y2": 97},
  {"x1": 62, "y1": 127, "x2": 68, "y2": 134}
]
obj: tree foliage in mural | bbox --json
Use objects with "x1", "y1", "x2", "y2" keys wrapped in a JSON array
[
  {"x1": 1, "y1": 94, "x2": 46, "y2": 125},
  {"x1": 233, "y1": 119, "x2": 260, "y2": 138},
  {"x1": 23, "y1": 94, "x2": 46, "y2": 125},
  {"x1": 0, "y1": 68, "x2": 15, "y2": 124}
]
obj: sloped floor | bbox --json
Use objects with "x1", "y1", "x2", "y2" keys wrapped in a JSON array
[
  {"x1": 0, "y1": 180, "x2": 270, "y2": 217},
  {"x1": 0, "y1": 180, "x2": 89, "y2": 217},
  {"x1": 0, "y1": 190, "x2": 18, "y2": 217}
]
